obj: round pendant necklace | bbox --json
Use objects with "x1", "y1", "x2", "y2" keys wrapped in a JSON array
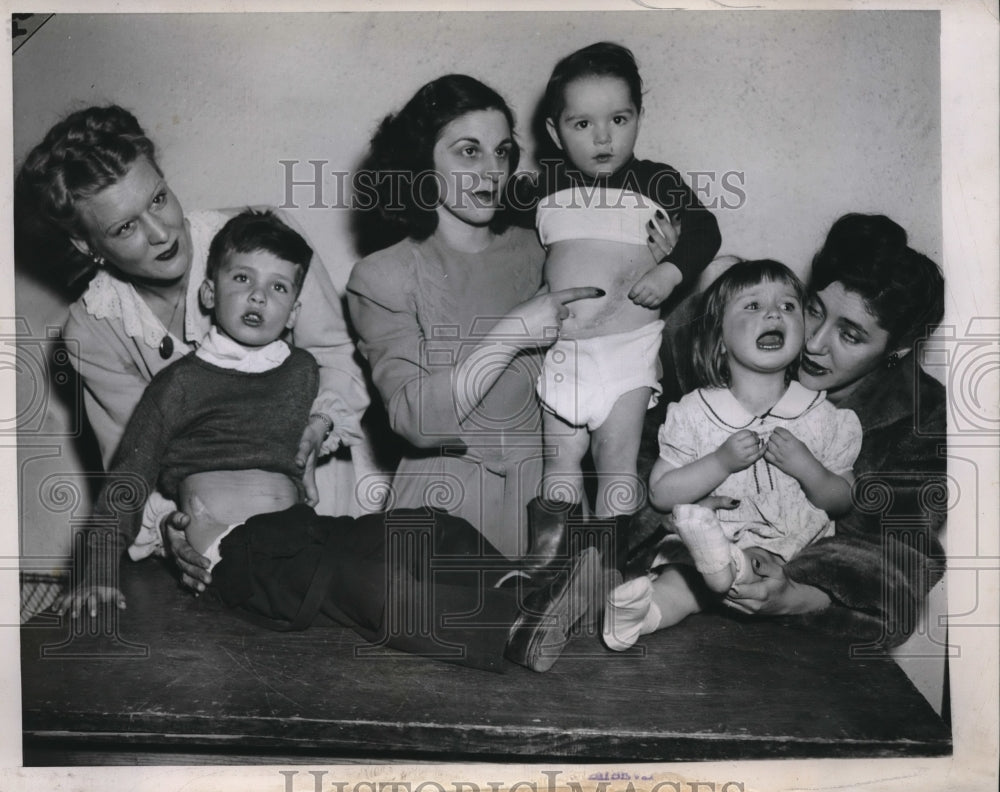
[{"x1": 158, "y1": 287, "x2": 185, "y2": 360}]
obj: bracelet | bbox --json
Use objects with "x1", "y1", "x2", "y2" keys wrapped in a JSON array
[{"x1": 309, "y1": 412, "x2": 334, "y2": 439}]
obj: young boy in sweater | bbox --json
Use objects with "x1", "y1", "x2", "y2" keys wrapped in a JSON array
[
  {"x1": 61, "y1": 208, "x2": 319, "y2": 613},
  {"x1": 60, "y1": 209, "x2": 608, "y2": 674}
]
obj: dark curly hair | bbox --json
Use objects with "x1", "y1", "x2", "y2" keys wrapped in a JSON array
[
  {"x1": 15, "y1": 105, "x2": 160, "y2": 290},
  {"x1": 355, "y1": 74, "x2": 519, "y2": 249},
  {"x1": 810, "y1": 213, "x2": 945, "y2": 350},
  {"x1": 691, "y1": 259, "x2": 807, "y2": 389}
]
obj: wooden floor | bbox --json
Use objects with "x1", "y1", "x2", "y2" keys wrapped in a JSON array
[{"x1": 21, "y1": 558, "x2": 951, "y2": 765}]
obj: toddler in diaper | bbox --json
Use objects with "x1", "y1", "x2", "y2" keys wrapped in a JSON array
[{"x1": 511, "y1": 42, "x2": 721, "y2": 568}]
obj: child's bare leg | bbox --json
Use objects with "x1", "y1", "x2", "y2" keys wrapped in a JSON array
[
  {"x1": 648, "y1": 565, "x2": 705, "y2": 627},
  {"x1": 603, "y1": 565, "x2": 704, "y2": 650},
  {"x1": 672, "y1": 503, "x2": 746, "y2": 594},
  {"x1": 540, "y1": 410, "x2": 590, "y2": 505},
  {"x1": 590, "y1": 387, "x2": 651, "y2": 517}
]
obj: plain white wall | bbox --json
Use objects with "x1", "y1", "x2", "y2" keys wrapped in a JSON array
[
  {"x1": 13, "y1": 11, "x2": 942, "y2": 289},
  {"x1": 13, "y1": 9, "x2": 941, "y2": 555}
]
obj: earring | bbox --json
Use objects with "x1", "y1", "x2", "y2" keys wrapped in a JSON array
[
  {"x1": 91, "y1": 254, "x2": 106, "y2": 267},
  {"x1": 887, "y1": 352, "x2": 900, "y2": 369}
]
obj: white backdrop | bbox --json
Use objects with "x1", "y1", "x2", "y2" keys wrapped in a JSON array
[{"x1": 13, "y1": 10, "x2": 942, "y2": 289}]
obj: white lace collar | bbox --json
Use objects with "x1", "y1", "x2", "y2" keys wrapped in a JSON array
[
  {"x1": 195, "y1": 326, "x2": 290, "y2": 372},
  {"x1": 78, "y1": 217, "x2": 206, "y2": 351}
]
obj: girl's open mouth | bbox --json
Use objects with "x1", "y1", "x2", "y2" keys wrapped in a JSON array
[
  {"x1": 756, "y1": 331, "x2": 784, "y2": 350},
  {"x1": 242, "y1": 312, "x2": 263, "y2": 327}
]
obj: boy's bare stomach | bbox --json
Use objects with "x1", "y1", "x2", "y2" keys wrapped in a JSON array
[
  {"x1": 179, "y1": 469, "x2": 299, "y2": 556},
  {"x1": 545, "y1": 239, "x2": 660, "y2": 339}
]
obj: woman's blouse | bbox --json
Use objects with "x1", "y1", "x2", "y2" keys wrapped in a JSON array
[{"x1": 346, "y1": 227, "x2": 546, "y2": 461}]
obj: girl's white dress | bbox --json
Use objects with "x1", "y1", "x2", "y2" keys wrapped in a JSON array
[{"x1": 657, "y1": 381, "x2": 862, "y2": 560}]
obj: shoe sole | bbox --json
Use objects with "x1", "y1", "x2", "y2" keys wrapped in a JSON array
[{"x1": 528, "y1": 547, "x2": 621, "y2": 672}]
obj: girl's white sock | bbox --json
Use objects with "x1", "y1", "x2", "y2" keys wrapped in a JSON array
[{"x1": 602, "y1": 576, "x2": 663, "y2": 652}]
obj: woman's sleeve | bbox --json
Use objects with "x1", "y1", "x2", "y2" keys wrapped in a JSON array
[
  {"x1": 646, "y1": 162, "x2": 722, "y2": 285},
  {"x1": 346, "y1": 257, "x2": 465, "y2": 448},
  {"x1": 783, "y1": 403, "x2": 948, "y2": 647},
  {"x1": 63, "y1": 303, "x2": 151, "y2": 469},
  {"x1": 276, "y1": 210, "x2": 370, "y2": 452}
]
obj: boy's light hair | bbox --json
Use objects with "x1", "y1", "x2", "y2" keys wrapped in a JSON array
[
  {"x1": 691, "y1": 259, "x2": 807, "y2": 389},
  {"x1": 207, "y1": 209, "x2": 312, "y2": 292}
]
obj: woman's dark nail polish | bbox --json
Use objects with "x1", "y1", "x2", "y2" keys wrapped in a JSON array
[
  {"x1": 656, "y1": 210, "x2": 665, "y2": 219},
  {"x1": 595, "y1": 288, "x2": 606, "y2": 297}
]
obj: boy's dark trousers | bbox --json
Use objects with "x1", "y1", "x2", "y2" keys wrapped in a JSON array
[{"x1": 211, "y1": 504, "x2": 523, "y2": 672}]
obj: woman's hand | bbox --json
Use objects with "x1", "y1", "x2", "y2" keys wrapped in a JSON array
[
  {"x1": 646, "y1": 210, "x2": 681, "y2": 262},
  {"x1": 295, "y1": 415, "x2": 331, "y2": 506},
  {"x1": 726, "y1": 546, "x2": 831, "y2": 615},
  {"x1": 161, "y1": 510, "x2": 212, "y2": 592},
  {"x1": 56, "y1": 583, "x2": 126, "y2": 620},
  {"x1": 715, "y1": 430, "x2": 765, "y2": 473},
  {"x1": 506, "y1": 286, "x2": 606, "y2": 347}
]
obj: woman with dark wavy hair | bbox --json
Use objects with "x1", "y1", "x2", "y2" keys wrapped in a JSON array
[
  {"x1": 725, "y1": 213, "x2": 947, "y2": 647},
  {"x1": 347, "y1": 75, "x2": 603, "y2": 558}
]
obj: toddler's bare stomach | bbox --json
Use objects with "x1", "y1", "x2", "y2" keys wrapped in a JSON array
[
  {"x1": 179, "y1": 469, "x2": 299, "y2": 556},
  {"x1": 545, "y1": 239, "x2": 660, "y2": 339}
]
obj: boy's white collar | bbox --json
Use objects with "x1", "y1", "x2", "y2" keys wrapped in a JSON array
[{"x1": 195, "y1": 326, "x2": 290, "y2": 372}]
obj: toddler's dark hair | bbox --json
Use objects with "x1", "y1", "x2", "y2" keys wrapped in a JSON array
[
  {"x1": 810, "y1": 213, "x2": 944, "y2": 350},
  {"x1": 543, "y1": 41, "x2": 644, "y2": 123},
  {"x1": 207, "y1": 209, "x2": 312, "y2": 291},
  {"x1": 692, "y1": 259, "x2": 807, "y2": 389}
]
